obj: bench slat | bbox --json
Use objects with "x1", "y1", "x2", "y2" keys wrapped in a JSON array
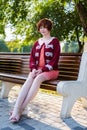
[{"x1": 0, "y1": 53, "x2": 82, "y2": 91}]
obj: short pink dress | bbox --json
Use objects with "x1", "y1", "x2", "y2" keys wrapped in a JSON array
[{"x1": 38, "y1": 44, "x2": 59, "y2": 80}]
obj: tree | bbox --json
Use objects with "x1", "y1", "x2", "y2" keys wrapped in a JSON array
[
  {"x1": 61, "y1": 0, "x2": 87, "y2": 52},
  {"x1": 4, "y1": 1, "x2": 82, "y2": 39},
  {"x1": 0, "y1": 39, "x2": 10, "y2": 52},
  {"x1": 75, "y1": 1, "x2": 87, "y2": 36},
  {"x1": 26, "y1": 0, "x2": 83, "y2": 52},
  {"x1": 0, "y1": 0, "x2": 86, "y2": 52},
  {"x1": 62, "y1": 41, "x2": 79, "y2": 52},
  {"x1": 61, "y1": 0, "x2": 87, "y2": 36},
  {"x1": 6, "y1": 40, "x2": 21, "y2": 52}
]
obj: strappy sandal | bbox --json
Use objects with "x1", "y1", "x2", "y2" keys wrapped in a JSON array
[
  {"x1": 9, "y1": 107, "x2": 24, "y2": 123},
  {"x1": 10, "y1": 117, "x2": 20, "y2": 123}
]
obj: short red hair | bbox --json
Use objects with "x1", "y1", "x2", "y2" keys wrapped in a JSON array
[{"x1": 36, "y1": 18, "x2": 53, "y2": 31}]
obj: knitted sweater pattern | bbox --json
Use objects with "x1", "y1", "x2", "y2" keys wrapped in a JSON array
[{"x1": 29, "y1": 38, "x2": 60, "y2": 72}]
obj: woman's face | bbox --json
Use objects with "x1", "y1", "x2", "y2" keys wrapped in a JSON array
[{"x1": 39, "y1": 26, "x2": 50, "y2": 36}]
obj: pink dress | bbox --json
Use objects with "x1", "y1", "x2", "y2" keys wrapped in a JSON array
[{"x1": 38, "y1": 44, "x2": 59, "y2": 80}]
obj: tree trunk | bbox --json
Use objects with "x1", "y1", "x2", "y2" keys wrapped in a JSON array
[
  {"x1": 75, "y1": 27, "x2": 84, "y2": 52},
  {"x1": 76, "y1": 1, "x2": 87, "y2": 36}
]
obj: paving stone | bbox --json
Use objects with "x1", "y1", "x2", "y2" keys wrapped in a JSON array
[
  {"x1": 18, "y1": 122, "x2": 35, "y2": 130},
  {"x1": 0, "y1": 127, "x2": 12, "y2": 130},
  {"x1": 0, "y1": 88, "x2": 87, "y2": 130},
  {"x1": 73, "y1": 126, "x2": 86, "y2": 130}
]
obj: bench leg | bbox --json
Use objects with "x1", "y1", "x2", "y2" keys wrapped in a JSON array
[
  {"x1": 60, "y1": 96, "x2": 76, "y2": 119},
  {"x1": 0, "y1": 81, "x2": 15, "y2": 99}
]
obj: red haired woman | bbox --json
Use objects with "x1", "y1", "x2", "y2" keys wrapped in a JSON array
[{"x1": 9, "y1": 18, "x2": 60, "y2": 123}]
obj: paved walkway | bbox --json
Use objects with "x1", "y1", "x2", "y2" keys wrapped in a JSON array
[{"x1": 0, "y1": 86, "x2": 87, "y2": 130}]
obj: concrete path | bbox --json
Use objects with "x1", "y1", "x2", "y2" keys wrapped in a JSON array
[{"x1": 0, "y1": 86, "x2": 87, "y2": 130}]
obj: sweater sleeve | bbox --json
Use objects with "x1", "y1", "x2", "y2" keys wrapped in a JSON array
[
  {"x1": 42, "y1": 38, "x2": 60, "y2": 72},
  {"x1": 29, "y1": 42, "x2": 37, "y2": 71}
]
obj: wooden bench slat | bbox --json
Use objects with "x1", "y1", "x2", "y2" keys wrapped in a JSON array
[{"x1": 0, "y1": 53, "x2": 82, "y2": 91}]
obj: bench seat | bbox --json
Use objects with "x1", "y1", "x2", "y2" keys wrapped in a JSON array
[
  {"x1": 1, "y1": 52, "x2": 85, "y2": 119},
  {"x1": 0, "y1": 53, "x2": 82, "y2": 95},
  {"x1": 0, "y1": 72, "x2": 59, "y2": 91}
]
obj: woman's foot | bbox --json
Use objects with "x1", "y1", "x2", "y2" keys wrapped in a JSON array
[
  {"x1": 9, "y1": 108, "x2": 22, "y2": 123},
  {"x1": 10, "y1": 117, "x2": 20, "y2": 123},
  {"x1": 10, "y1": 113, "x2": 21, "y2": 123}
]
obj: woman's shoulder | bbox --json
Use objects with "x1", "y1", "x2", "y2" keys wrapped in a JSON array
[
  {"x1": 51, "y1": 37, "x2": 60, "y2": 44},
  {"x1": 52, "y1": 37, "x2": 59, "y2": 41},
  {"x1": 31, "y1": 41, "x2": 39, "y2": 50},
  {"x1": 33, "y1": 40, "x2": 39, "y2": 46}
]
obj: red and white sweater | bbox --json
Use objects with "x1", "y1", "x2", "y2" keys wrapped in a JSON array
[{"x1": 29, "y1": 37, "x2": 60, "y2": 72}]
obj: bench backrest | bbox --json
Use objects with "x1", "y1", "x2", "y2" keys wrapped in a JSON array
[
  {"x1": 78, "y1": 52, "x2": 87, "y2": 81},
  {"x1": 0, "y1": 53, "x2": 30, "y2": 75},
  {"x1": 0, "y1": 53, "x2": 82, "y2": 80},
  {"x1": 0, "y1": 57, "x2": 22, "y2": 73},
  {"x1": 58, "y1": 53, "x2": 81, "y2": 81}
]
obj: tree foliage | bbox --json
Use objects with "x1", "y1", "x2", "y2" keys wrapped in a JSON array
[
  {"x1": 61, "y1": 0, "x2": 87, "y2": 36},
  {"x1": 0, "y1": 0, "x2": 87, "y2": 52},
  {"x1": 0, "y1": 39, "x2": 10, "y2": 52}
]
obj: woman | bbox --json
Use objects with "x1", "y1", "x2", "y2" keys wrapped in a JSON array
[{"x1": 9, "y1": 18, "x2": 60, "y2": 123}]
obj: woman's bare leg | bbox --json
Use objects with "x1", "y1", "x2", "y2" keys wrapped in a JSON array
[
  {"x1": 14, "y1": 73, "x2": 34, "y2": 108},
  {"x1": 22, "y1": 70, "x2": 59, "y2": 109},
  {"x1": 10, "y1": 71, "x2": 58, "y2": 122},
  {"x1": 9, "y1": 72, "x2": 34, "y2": 121},
  {"x1": 21, "y1": 73, "x2": 48, "y2": 110}
]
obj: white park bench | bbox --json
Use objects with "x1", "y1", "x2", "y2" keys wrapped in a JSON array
[{"x1": 57, "y1": 52, "x2": 87, "y2": 118}]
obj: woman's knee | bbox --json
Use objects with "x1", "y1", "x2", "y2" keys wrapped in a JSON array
[
  {"x1": 28, "y1": 72, "x2": 34, "y2": 79},
  {"x1": 35, "y1": 73, "x2": 46, "y2": 82}
]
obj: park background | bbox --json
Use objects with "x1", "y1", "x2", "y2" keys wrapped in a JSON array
[{"x1": 0, "y1": 0, "x2": 87, "y2": 53}]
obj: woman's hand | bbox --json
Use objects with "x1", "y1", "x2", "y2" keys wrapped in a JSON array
[
  {"x1": 31, "y1": 69, "x2": 42, "y2": 78},
  {"x1": 32, "y1": 69, "x2": 37, "y2": 74},
  {"x1": 31, "y1": 69, "x2": 37, "y2": 78},
  {"x1": 35, "y1": 69, "x2": 42, "y2": 76}
]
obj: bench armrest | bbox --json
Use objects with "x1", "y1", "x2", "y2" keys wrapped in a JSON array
[{"x1": 57, "y1": 81, "x2": 83, "y2": 96}]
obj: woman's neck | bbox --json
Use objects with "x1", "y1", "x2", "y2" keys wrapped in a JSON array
[
  {"x1": 39, "y1": 36, "x2": 54, "y2": 45},
  {"x1": 42, "y1": 34, "x2": 51, "y2": 41}
]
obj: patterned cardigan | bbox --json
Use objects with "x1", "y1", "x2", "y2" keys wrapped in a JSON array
[{"x1": 29, "y1": 37, "x2": 60, "y2": 72}]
